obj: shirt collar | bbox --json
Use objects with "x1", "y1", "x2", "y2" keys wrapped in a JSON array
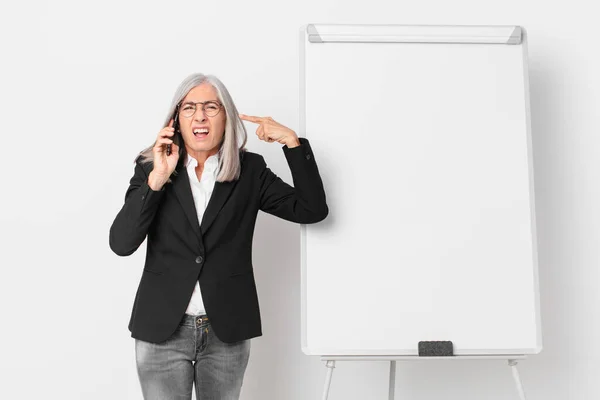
[{"x1": 185, "y1": 152, "x2": 219, "y2": 172}]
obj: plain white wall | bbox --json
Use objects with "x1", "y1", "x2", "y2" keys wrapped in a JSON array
[{"x1": 1, "y1": 0, "x2": 597, "y2": 399}]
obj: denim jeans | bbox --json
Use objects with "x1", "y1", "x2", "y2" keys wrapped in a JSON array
[{"x1": 135, "y1": 313, "x2": 251, "y2": 400}]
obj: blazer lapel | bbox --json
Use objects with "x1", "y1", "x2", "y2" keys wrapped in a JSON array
[
  {"x1": 171, "y1": 161, "x2": 238, "y2": 243},
  {"x1": 172, "y1": 166, "x2": 203, "y2": 243},
  {"x1": 200, "y1": 179, "x2": 237, "y2": 235}
]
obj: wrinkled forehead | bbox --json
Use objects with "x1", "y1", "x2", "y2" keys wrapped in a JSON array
[{"x1": 181, "y1": 99, "x2": 220, "y2": 106}]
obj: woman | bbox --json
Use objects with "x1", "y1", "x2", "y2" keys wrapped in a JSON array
[{"x1": 109, "y1": 73, "x2": 328, "y2": 399}]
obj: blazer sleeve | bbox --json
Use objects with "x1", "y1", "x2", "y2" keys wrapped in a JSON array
[
  {"x1": 258, "y1": 137, "x2": 329, "y2": 223},
  {"x1": 109, "y1": 156, "x2": 166, "y2": 256}
]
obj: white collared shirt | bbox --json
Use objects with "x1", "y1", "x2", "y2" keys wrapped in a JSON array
[{"x1": 184, "y1": 151, "x2": 219, "y2": 316}]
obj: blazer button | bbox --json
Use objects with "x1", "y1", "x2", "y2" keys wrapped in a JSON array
[
  {"x1": 195, "y1": 256, "x2": 203, "y2": 264},
  {"x1": 305, "y1": 154, "x2": 311, "y2": 160}
]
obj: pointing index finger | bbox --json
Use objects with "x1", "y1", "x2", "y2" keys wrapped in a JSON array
[{"x1": 239, "y1": 114, "x2": 264, "y2": 124}]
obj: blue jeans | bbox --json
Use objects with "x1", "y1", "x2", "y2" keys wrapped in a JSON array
[{"x1": 135, "y1": 314, "x2": 251, "y2": 400}]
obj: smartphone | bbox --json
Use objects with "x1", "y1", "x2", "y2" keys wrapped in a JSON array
[{"x1": 167, "y1": 107, "x2": 180, "y2": 156}]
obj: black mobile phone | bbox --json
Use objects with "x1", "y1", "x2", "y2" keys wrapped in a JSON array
[{"x1": 167, "y1": 106, "x2": 180, "y2": 156}]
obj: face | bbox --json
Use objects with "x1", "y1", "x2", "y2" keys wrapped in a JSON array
[{"x1": 177, "y1": 83, "x2": 226, "y2": 162}]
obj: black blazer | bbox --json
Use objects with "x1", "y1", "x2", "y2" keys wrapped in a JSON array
[{"x1": 109, "y1": 137, "x2": 328, "y2": 344}]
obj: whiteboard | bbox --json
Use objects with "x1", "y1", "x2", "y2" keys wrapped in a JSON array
[{"x1": 299, "y1": 24, "x2": 542, "y2": 357}]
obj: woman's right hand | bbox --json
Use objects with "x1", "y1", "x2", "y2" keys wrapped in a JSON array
[{"x1": 149, "y1": 119, "x2": 180, "y2": 190}]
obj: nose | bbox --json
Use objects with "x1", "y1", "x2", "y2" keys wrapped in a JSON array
[{"x1": 194, "y1": 110, "x2": 207, "y2": 122}]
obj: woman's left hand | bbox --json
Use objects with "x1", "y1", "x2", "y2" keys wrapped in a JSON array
[{"x1": 239, "y1": 114, "x2": 301, "y2": 148}]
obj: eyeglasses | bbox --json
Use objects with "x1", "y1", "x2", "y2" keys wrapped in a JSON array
[{"x1": 177, "y1": 101, "x2": 223, "y2": 118}]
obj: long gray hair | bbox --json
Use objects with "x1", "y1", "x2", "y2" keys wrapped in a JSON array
[{"x1": 136, "y1": 73, "x2": 248, "y2": 182}]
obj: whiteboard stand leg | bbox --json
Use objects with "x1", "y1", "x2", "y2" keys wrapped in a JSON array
[
  {"x1": 322, "y1": 360, "x2": 336, "y2": 400},
  {"x1": 389, "y1": 361, "x2": 396, "y2": 400},
  {"x1": 508, "y1": 359, "x2": 527, "y2": 400}
]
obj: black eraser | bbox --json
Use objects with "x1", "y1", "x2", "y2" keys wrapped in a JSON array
[{"x1": 418, "y1": 341, "x2": 454, "y2": 356}]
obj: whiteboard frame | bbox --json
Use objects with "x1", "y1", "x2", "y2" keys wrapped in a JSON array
[
  {"x1": 298, "y1": 23, "x2": 542, "y2": 357},
  {"x1": 305, "y1": 23, "x2": 523, "y2": 44}
]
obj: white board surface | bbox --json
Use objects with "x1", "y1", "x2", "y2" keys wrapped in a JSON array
[{"x1": 299, "y1": 24, "x2": 542, "y2": 356}]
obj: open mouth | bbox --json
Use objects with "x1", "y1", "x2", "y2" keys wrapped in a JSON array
[{"x1": 193, "y1": 128, "x2": 209, "y2": 138}]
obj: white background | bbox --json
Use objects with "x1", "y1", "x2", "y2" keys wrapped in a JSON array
[{"x1": 0, "y1": 0, "x2": 597, "y2": 399}]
